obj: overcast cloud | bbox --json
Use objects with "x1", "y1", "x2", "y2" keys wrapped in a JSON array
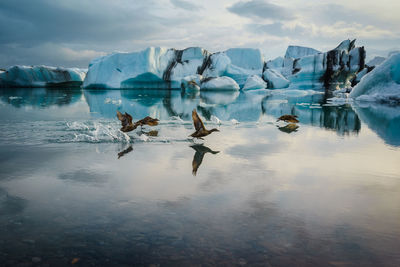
[{"x1": 0, "y1": 0, "x2": 399, "y2": 68}]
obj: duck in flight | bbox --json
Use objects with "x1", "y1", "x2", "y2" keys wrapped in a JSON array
[
  {"x1": 190, "y1": 109, "x2": 219, "y2": 139},
  {"x1": 276, "y1": 114, "x2": 299, "y2": 123},
  {"x1": 116, "y1": 111, "x2": 159, "y2": 132}
]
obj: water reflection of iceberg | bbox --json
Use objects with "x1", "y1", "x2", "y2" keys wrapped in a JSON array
[
  {"x1": 261, "y1": 90, "x2": 361, "y2": 135},
  {"x1": 352, "y1": 102, "x2": 400, "y2": 146},
  {"x1": 82, "y1": 89, "x2": 362, "y2": 135},
  {"x1": 0, "y1": 88, "x2": 82, "y2": 108}
]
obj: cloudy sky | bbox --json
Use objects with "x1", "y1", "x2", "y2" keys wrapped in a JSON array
[{"x1": 1, "y1": 0, "x2": 399, "y2": 68}]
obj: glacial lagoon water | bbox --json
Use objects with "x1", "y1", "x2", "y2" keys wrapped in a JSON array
[{"x1": 0, "y1": 87, "x2": 400, "y2": 266}]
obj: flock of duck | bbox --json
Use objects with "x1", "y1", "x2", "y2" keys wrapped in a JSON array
[
  {"x1": 116, "y1": 109, "x2": 299, "y2": 175},
  {"x1": 116, "y1": 109, "x2": 299, "y2": 139}
]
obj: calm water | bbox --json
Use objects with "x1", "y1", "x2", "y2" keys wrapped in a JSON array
[{"x1": 0, "y1": 87, "x2": 399, "y2": 266}]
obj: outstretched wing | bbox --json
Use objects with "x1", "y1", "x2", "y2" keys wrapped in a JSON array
[
  {"x1": 116, "y1": 111, "x2": 133, "y2": 127},
  {"x1": 192, "y1": 109, "x2": 205, "y2": 131},
  {"x1": 124, "y1": 112, "x2": 133, "y2": 124}
]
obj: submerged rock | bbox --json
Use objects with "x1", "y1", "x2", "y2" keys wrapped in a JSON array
[{"x1": 0, "y1": 65, "x2": 86, "y2": 88}]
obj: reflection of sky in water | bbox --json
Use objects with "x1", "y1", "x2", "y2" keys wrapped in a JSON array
[{"x1": 0, "y1": 88, "x2": 399, "y2": 265}]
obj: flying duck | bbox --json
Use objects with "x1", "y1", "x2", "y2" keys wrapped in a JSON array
[
  {"x1": 190, "y1": 109, "x2": 219, "y2": 139},
  {"x1": 116, "y1": 111, "x2": 159, "y2": 132},
  {"x1": 277, "y1": 114, "x2": 299, "y2": 123}
]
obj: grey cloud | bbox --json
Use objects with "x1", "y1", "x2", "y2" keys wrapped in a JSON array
[
  {"x1": 0, "y1": 0, "x2": 166, "y2": 46},
  {"x1": 170, "y1": 0, "x2": 199, "y2": 11},
  {"x1": 248, "y1": 22, "x2": 308, "y2": 37},
  {"x1": 0, "y1": 0, "x2": 190, "y2": 67},
  {"x1": 227, "y1": 0, "x2": 294, "y2": 21}
]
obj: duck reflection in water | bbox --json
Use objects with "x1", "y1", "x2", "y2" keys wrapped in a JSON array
[
  {"x1": 190, "y1": 144, "x2": 219, "y2": 176},
  {"x1": 277, "y1": 123, "x2": 299, "y2": 134},
  {"x1": 118, "y1": 145, "x2": 133, "y2": 159}
]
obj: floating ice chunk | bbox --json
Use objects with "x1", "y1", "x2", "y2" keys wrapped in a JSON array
[
  {"x1": 350, "y1": 53, "x2": 400, "y2": 103},
  {"x1": 201, "y1": 76, "x2": 240, "y2": 91},
  {"x1": 210, "y1": 115, "x2": 221, "y2": 125},
  {"x1": 242, "y1": 75, "x2": 267, "y2": 90},
  {"x1": 171, "y1": 116, "x2": 184, "y2": 122},
  {"x1": 138, "y1": 133, "x2": 149, "y2": 142},
  {"x1": 0, "y1": 65, "x2": 86, "y2": 88},
  {"x1": 104, "y1": 98, "x2": 122, "y2": 106},
  {"x1": 263, "y1": 69, "x2": 290, "y2": 89},
  {"x1": 230, "y1": 119, "x2": 239, "y2": 124},
  {"x1": 8, "y1": 96, "x2": 22, "y2": 100}
]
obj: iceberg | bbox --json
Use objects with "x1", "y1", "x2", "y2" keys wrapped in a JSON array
[
  {"x1": 367, "y1": 56, "x2": 386, "y2": 67},
  {"x1": 81, "y1": 40, "x2": 367, "y2": 91},
  {"x1": 0, "y1": 66, "x2": 86, "y2": 88},
  {"x1": 284, "y1": 45, "x2": 321, "y2": 59},
  {"x1": 181, "y1": 75, "x2": 202, "y2": 91},
  {"x1": 290, "y1": 40, "x2": 364, "y2": 89},
  {"x1": 83, "y1": 46, "x2": 263, "y2": 89},
  {"x1": 84, "y1": 47, "x2": 174, "y2": 89},
  {"x1": 200, "y1": 76, "x2": 240, "y2": 91},
  {"x1": 242, "y1": 75, "x2": 267, "y2": 90},
  {"x1": 262, "y1": 69, "x2": 290, "y2": 89},
  {"x1": 84, "y1": 47, "x2": 210, "y2": 89},
  {"x1": 201, "y1": 48, "x2": 264, "y2": 88},
  {"x1": 349, "y1": 53, "x2": 400, "y2": 103},
  {"x1": 264, "y1": 39, "x2": 366, "y2": 90}
]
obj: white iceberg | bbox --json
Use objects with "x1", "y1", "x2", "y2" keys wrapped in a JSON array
[
  {"x1": 0, "y1": 65, "x2": 86, "y2": 88},
  {"x1": 84, "y1": 47, "x2": 209, "y2": 89},
  {"x1": 262, "y1": 69, "x2": 290, "y2": 89},
  {"x1": 84, "y1": 47, "x2": 174, "y2": 89},
  {"x1": 350, "y1": 53, "x2": 400, "y2": 103},
  {"x1": 201, "y1": 48, "x2": 264, "y2": 88},
  {"x1": 200, "y1": 76, "x2": 240, "y2": 91},
  {"x1": 242, "y1": 75, "x2": 267, "y2": 90},
  {"x1": 284, "y1": 45, "x2": 321, "y2": 59}
]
